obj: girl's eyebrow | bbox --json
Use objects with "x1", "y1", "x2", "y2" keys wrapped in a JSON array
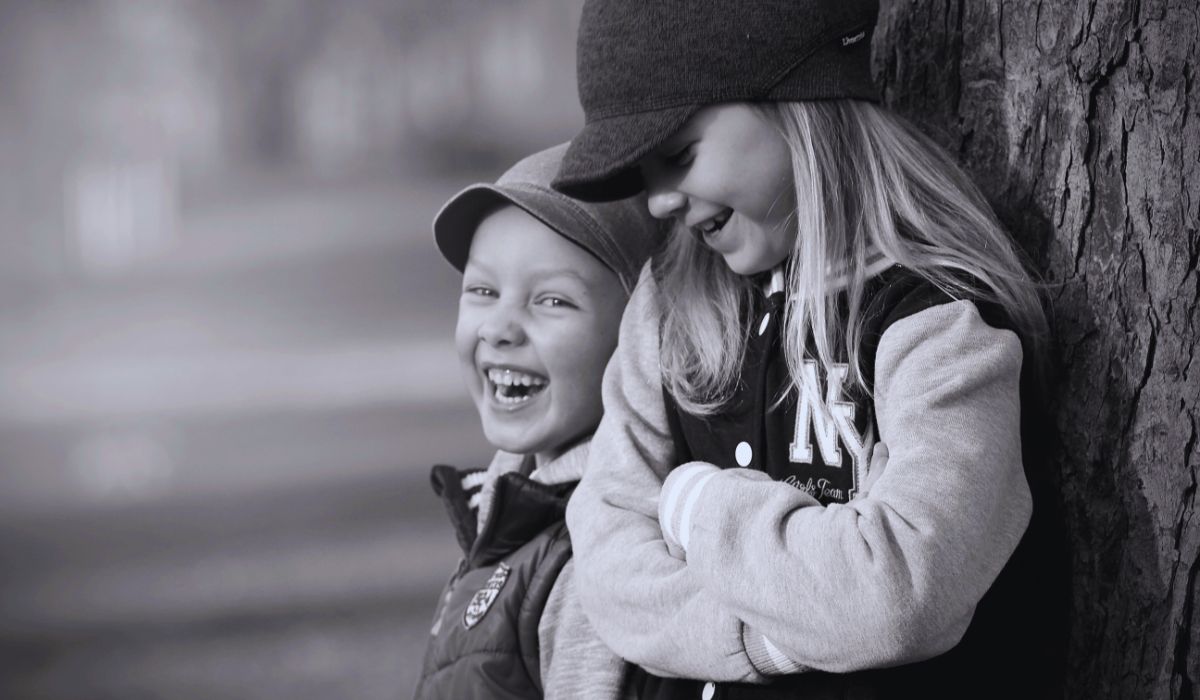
[
  {"x1": 656, "y1": 133, "x2": 688, "y2": 154},
  {"x1": 652, "y1": 123, "x2": 695, "y2": 155}
]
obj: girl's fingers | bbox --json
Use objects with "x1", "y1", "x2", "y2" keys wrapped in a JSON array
[
  {"x1": 861, "y1": 441, "x2": 889, "y2": 497},
  {"x1": 869, "y1": 442, "x2": 889, "y2": 475}
]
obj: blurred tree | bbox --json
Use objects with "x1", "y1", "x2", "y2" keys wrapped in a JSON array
[{"x1": 876, "y1": 1, "x2": 1198, "y2": 697}]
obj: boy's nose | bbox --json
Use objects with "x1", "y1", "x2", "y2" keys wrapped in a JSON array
[
  {"x1": 646, "y1": 189, "x2": 687, "y2": 221},
  {"x1": 478, "y1": 311, "x2": 527, "y2": 347}
]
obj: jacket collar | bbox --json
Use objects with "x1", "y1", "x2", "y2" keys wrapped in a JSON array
[{"x1": 430, "y1": 439, "x2": 589, "y2": 565}]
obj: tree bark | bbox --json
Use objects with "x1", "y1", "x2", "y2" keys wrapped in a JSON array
[{"x1": 875, "y1": 1, "x2": 1199, "y2": 697}]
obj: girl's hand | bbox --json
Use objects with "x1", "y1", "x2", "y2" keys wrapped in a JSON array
[
  {"x1": 662, "y1": 443, "x2": 890, "y2": 557},
  {"x1": 860, "y1": 441, "x2": 889, "y2": 498}
]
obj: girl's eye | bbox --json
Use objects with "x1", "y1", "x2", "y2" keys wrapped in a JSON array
[{"x1": 664, "y1": 142, "x2": 695, "y2": 167}]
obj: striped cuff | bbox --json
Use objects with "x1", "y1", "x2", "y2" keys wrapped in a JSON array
[
  {"x1": 742, "y1": 625, "x2": 810, "y2": 676},
  {"x1": 658, "y1": 462, "x2": 721, "y2": 556}
]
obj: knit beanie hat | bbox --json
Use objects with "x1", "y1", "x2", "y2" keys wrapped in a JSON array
[
  {"x1": 553, "y1": 0, "x2": 880, "y2": 201},
  {"x1": 434, "y1": 143, "x2": 666, "y2": 292}
]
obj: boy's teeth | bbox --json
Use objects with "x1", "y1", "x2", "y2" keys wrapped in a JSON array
[
  {"x1": 486, "y1": 368, "x2": 546, "y2": 386},
  {"x1": 486, "y1": 367, "x2": 548, "y2": 406}
]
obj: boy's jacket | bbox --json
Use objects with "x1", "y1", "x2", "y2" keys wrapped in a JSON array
[{"x1": 414, "y1": 462, "x2": 574, "y2": 699}]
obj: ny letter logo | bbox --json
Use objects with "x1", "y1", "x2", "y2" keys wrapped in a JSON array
[{"x1": 788, "y1": 361, "x2": 870, "y2": 474}]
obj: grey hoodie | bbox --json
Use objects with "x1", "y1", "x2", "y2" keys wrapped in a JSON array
[{"x1": 565, "y1": 265, "x2": 1031, "y2": 682}]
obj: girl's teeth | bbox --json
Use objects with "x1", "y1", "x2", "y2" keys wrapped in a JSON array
[{"x1": 696, "y1": 212, "x2": 731, "y2": 236}]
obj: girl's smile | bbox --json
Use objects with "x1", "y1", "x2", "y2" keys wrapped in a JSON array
[{"x1": 640, "y1": 104, "x2": 797, "y2": 276}]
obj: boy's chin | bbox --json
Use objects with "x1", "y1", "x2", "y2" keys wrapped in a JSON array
[
  {"x1": 480, "y1": 424, "x2": 587, "y2": 463},
  {"x1": 480, "y1": 425, "x2": 549, "y2": 458}
]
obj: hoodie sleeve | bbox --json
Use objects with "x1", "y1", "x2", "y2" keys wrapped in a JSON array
[
  {"x1": 565, "y1": 267, "x2": 765, "y2": 682},
  {"x1": 658, "y1": 299, "x2": 1032, "y2": 672},
  {"x1": 539, "y1": 560, "x2": 632, "y2": 700}
]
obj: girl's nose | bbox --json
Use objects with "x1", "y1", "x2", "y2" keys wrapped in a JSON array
[
  {"x1": 646, "y1": 189, "x2": 687, "y2": 220},
  {"x1": 478, "y1": 308, "x2": 527, "y2": 347}
]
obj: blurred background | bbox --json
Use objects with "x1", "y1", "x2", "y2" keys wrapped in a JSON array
[{"x1": 0, "y1": 1, "x2": 584, "y2": 697}]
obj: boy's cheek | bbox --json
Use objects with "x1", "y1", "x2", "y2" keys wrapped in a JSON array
[{"x1": 452, "y1": 329, "x2": 483, "y2": 401}]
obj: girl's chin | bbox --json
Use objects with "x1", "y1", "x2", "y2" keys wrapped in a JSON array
[
  {"x1": 723, "y1": 255, "x2": 772, "y2": 276},
  {"x1": 721, "y1": 246, "x2": 790, "y2": 276}
]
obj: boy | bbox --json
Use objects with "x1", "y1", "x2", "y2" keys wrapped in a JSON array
[{"x1": 413, "y1": 144, "x2": 664, "y2": 700}]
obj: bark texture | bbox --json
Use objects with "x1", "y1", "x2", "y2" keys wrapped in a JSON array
[{"x1": 875, "y1": 1, "x2": 1199, "y2": 697}]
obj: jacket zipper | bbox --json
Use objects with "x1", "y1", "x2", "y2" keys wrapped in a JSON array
[{"x1": 429, "y1": 557, "x2": 469, "y2": 636}]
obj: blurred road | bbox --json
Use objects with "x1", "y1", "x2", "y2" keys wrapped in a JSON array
[{"x1": 0, "y1": 170, "x2": 495, "y2": 699}]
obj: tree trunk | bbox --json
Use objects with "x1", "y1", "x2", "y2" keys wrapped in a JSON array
[{"x1": 874, "y1": 1, "x2": 1199, "y2": 697}]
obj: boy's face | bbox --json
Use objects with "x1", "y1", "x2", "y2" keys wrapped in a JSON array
[{"x1": 456, "y1": 205, "x2": 627, "y2": 462}]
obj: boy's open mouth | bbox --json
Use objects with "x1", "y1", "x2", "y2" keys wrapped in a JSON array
[{"x1": 486, "y1": 367, "x2": 549, "y2": 406}]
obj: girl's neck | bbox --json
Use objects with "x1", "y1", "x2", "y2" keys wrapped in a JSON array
[{"x1": 763, "y1": 266, "x2": 787, "y2": 295}]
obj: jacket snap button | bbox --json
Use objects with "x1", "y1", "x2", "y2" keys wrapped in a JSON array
[
  {"x1": 735, "y1": 441, "x2": 752, "y2": 467},
  {"x1": 701, "y1": 681, "x2": 716, "y2": 700}
]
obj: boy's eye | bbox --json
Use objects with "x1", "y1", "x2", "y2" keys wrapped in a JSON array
[
  {"x1": 536, "y1": 295, "x2": 576, "y2": 310},
  {"x1": 464, "y1": 285, "x2": 496, "y2": 298}
]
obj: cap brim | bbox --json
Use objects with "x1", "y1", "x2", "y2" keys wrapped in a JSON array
[
  {"x1": 552, "y1": 105, "x2": 699, "y2": 202},
  {"x1": 434, "y1": 182, "x2": 611, "y2": 274},
  {"x1": 432, "y1": 185, "x2": 514, "y2": 272}
]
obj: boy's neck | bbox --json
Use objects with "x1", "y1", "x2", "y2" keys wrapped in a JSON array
[
  {"x1": 533, "y1": 430, "x2": 591, "y2": 469},
  {"x1": 533, "y1": 451, "x2": 558, "y2": 470},
  {"x1": 531, "y1": 436, "x2": 592, "y2": 484}
]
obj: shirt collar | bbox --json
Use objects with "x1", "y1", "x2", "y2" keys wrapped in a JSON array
[{"x1": 759, "y1": 246, "x2": 894, "y2": 297}]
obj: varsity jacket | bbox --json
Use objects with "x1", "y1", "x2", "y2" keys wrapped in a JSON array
[
  {"x1": 566, "y1": 263, "x2": 1066, "y2": 699},
  {"x1": 414, "y1": 442, "x2": 629, "y2": 700}
]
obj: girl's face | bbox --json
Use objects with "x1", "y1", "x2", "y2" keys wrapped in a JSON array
[
  {"x1": 456, "y1": 205, "x2": 627, "y2": 464},
  {"x1": 639, "y1": 104, "x2": 797, "y2": 276}
]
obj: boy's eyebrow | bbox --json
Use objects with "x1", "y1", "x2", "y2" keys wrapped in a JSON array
[
  {"x1": 528, "y1": 267, "x2": 592, "y2": 285},
  {"x1": 463, "y1": 256, "x2": 495, "y2": 275},
  {"x1": 463, "y1": 258, "x2": 595, "y2": 287}
]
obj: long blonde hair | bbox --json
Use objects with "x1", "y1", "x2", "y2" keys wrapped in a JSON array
[{"x1": 654, "y1": 100, "x2": 1047, "y2": 415}]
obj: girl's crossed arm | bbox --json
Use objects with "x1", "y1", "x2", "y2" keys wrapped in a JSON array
[
  {"x1": 568, "y1": 270, "x2": 1033, "y2": 677},
  {"x1": 655, "y1": 298, "x2": 1032, "y2": 672},
  {"x1": 565, "y1": 268, "x2": 769, "y2": 683}
]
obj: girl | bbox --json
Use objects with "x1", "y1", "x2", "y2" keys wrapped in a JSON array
[{"x1": 552, "y1": 1, "x2": 1064, "y2": 698}]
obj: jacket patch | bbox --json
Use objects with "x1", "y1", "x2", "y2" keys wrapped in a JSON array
[
  {"x1": 463, "y1": 562, "x2": 510, "y2": 629},
  {"x1": 789, "y1": 362, "x2": 869, "y2": 463}
]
